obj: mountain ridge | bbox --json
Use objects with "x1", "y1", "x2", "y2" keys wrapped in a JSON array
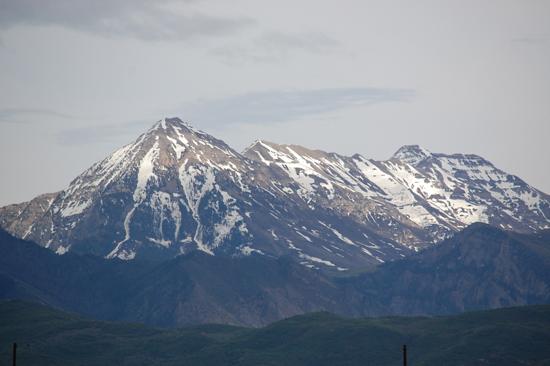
[
  {"x1": 0, "y1": 226, "x2": 378, "y2": 327},
  {"x1": 1, "y1": 117, "x2": 548, "y2": 268},
  {"x1": 2, "y1": 223, "x2": 550, "y2": 327},
  {"x1": 340, "y1": 223, "x2": 550, "y2": 315}
]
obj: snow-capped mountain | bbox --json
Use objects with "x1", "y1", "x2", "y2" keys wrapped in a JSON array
[
  {"x1": 390, "y1": 145, "x2": 550, "y2": 234},
  {"x1": 243, "y1": 141, "x2": 550, "y2": 241},
  {"x1": 1, "y1": 118, "x2": 549, "y2": 269}
]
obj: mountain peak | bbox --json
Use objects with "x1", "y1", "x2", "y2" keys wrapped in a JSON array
[
  {"x1": 139, "y1": 117, "x2": 238, "y2": 162},
  {"x1": 391, "y1": 145, "x2": 432, "y2": 166},
  {"x1": 152, "y1": 117, "x2": 186, "y2": 130},
  {"x1": 146, "y1": 117, "x2": 211, "y2": 141},
  {"x1": 242, "y1": 139, "x2": 266, "y2": 155}
]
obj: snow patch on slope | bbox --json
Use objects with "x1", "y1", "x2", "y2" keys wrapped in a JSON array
[
  {"x1": 179, "y1": 165, "x2": 217, "y2": 254},
  {"x1": 134, "y1": 141, "x2": 160, "y2": 203}
]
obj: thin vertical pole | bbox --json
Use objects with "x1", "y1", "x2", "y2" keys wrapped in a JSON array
[
  {"x1": 403, "y1": 344, "x2": 407, "y2": 366},
  {"x1": 13, "y1": 343, "x2": 17, "y2": 366}
]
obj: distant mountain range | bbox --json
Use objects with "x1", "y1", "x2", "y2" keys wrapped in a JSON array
[
  {"x1": 1, "y1": 117, "x2": 549, "y2": 269},
  {"x1": 2, "y1": 223, "x2": 550, "y2": 327}
]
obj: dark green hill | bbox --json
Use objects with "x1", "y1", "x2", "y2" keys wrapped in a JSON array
[
  {"x1": 0, "y1": 299, "x2": 246, "y2": 366},
  {"x1": 187, "y1": 305, "x2": 550, "y2": 366},
  {"x1": 3, "y1": 299, "x2": 550, "y2": 366}
]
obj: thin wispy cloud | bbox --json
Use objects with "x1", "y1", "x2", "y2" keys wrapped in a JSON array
[
  {"x1": 0, "y1": 107, "x2": 73, "y2": 123},
  {"x1": 0, "y1": 0, "x2": 254, "y2": 41},
  {"x1": 181, "y1": 87, "x2": 417, "y2": 127},
  {"x1": 56, "y1": 119, "x2": 155, "y2": 146},
  {"x1": 210, "y1": 31, "x2": 344, "y2": 64}
]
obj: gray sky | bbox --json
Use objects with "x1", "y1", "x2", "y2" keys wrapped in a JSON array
[{"x1": 1, "y1": 0, "x2": 549, "y2": 207}]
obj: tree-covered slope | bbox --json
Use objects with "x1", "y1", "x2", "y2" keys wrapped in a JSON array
[{"x1": 3, "y1": 299, "x2": 550, "y2": 366}]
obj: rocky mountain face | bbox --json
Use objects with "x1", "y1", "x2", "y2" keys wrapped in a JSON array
[
  {"x1": 342, "y1": 223, "x2": 550, "y2": 315},
  {"x1": 1, "y1": 117, "x2": 549, "y2": 269},
  {"x1": 2, "y1": 224, "x2": 550, "y2": 327},
  {"x1": 0, "y1": 227, "x2": 377, "y2": 327}
]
